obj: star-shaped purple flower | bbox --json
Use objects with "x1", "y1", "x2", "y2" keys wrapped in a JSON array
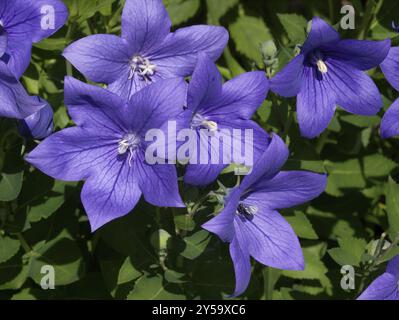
[
  {"x1": 63, "y1": 0, "x2": 228, "y2": 101},
  {"x1": 358, "y1": 255, "x2": 399, "y2": 300},
  {"x1": 202, "y1": 133, "x2": 327, "y2": 296},
  {"x1": 270, "y1": 17, "x2": 390, "y2": 139},
  {"x1": 176, "y1": 53, "x2": 269, "y2": 186},
  {"x1": 380, "y1": 47, "x2": 399, "y2": 138},
  {"x1": 0, "y1": 60, "x2": 46, "y2": 119},
  {"x1": 26, "y1": 76, "x2": 187, "y2": 231},
  {"x1": 0, "y1": 0, "x2": 68, "y2": 78}
]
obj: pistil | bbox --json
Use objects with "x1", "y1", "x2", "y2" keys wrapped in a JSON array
[
  {"x1": 128, "y1": 55, "x2": 156, "y2": 82},
  {"x1": 118, "y1": 133, "x2": 140, "y2": 167}
]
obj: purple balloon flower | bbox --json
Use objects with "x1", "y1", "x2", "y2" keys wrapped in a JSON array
[
  {"x1": 63, "y1": 0, "x2": 228, "y2": 101},
  {"x1": 0, "y1": 60, "x2": 46, "y2": 119},
  {"x1": 176, "y1": 53, "x2": 269, "y2": 186},
  {"x1": 26, "y1": 76, "x2": 187, "y2": 231},
  {"x1": 18, "y1": 97, "x2": 53, "y2": 140},
  {"x1": 0, "y1": 0, "x2": 68, "y2": 78},
  {"x1": 202, "y1": 133, "x2": 327, "y2": 296},
  {"x1": 270, "y1": 17, "x2": 390, "y2": 139},
  {"x1": 358, "y1": 255, "x2": 399, "y2": 300}
]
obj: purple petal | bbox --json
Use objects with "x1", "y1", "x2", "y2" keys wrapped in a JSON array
[
  {"x1": 150, "y1": 25, "x2": 228, "y2": 77},
  {"x1": 0, "y1": 61, "x2": 45, "y2": 119},
  {"x1": 202, "y1": 188, "x2": 241, "y2": 242},
  {"x1": 327, "y1": 59, "x2": 382, "y2": 116},
  {"x1": 381, "y1": 98, "x2": 399, "y2": 139},
  {"x1": 126, "y1": 78, "x2": 187, "y2": 135},
  {"x1": 18, "y1": 98, "x2": 53, "y2": 140},
  {"x1": 184, "y1": 163, "x2": 227, "y2": 186},
  {"x1": 81, "y1": 156, "x2": 142, "y2": 231},
  {"x1": 235, "y1": 209, "x2": 304, "y2": 270},
  {"x1": 135, "y1": 152, "x2": 184, "y2": 207},
  {"x1": 357, "y1": 273, "x2": 399, "y2": 300},
  {"x1": 242, "y1": 171, "x2": 327, "y2": 210},
  {"x1": 323, "y1": 39, "x2": 391, "y2": 71},
  {"x1": 121, "y1": 0, "x2": 171, "y2": 54},
  {"x1": 183, "y1": 120, "x2": 268, "y2": 186},
  {"x1": 302, "y1": 17, "x2": 340, "y2": 54},
  {"x1": 63, "y1": 35, "x2": 130, "y2": 83},
  {"x1": 239, "y1": 133, "x2": 287, "y2": 191},
  {"x1": 203, "y1": 71, "x2": 269, "y2": 119},
  {"x1": 0, "y1": 39, "x2": 31, "y2": 79},
  {"x1": 270, "y1": 54, "x2": 305, "y2": 97},
  {"x1": 381, "y1": 47, "x2": 399, "y2": 92},
  {"x1": 0, "y1": 25, "x2": 8, "y2": 57},
  {"x1": 107, "y1": 69, "x2": 150, "y2": 101},
  {"x1": 64, "y1": 77, "x2": 127, "y2": 135},
  {"x1": 0, "y1": 0, "x2": 68, "y2": 77},
  {"x1": 386, "y1": 255, "x2": 399, "y2": 278},
  {"x1": 3, "y1": 0, "x2": 68, "y2": 42},
  {"x1": 25, "y1": 127, "x2": 117, "y2": 182},
  {"x1": 229, "y1": 233, "x2": 251, "y2": 297},
  {"x1": 187, "y1": 52, "x2": 222, "y2": 112},
  {"x1": 297, "y1": 66, "x2": 336, "y2": 138}
]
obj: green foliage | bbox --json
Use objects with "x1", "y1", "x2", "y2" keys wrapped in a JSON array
[{"x1": 0, "y1": 0, "x2": 399, "y2": 301}]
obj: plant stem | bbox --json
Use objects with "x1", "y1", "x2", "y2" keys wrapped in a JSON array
[
  {"x1": 17, "y1": 233, "x2": 32, "y2": 253},
  {"x1": 358, "y1": 0, "x2": 384, "y2": 39},
  {"x1": 65, "y1": 22, "x2": 75, "y2": 76}
]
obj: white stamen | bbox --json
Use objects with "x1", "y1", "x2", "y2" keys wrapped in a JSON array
[
  {"x1": 129, "y1": 55, "x2": 156, "y2": 82},
  {"x1": 201, "y1": 120, "x2": 218, "y2": 132},
  {"x1": 316, "y1": 59, "x2": 328, "y2": 74},
  {"x1": 118, "y1": 133, "x2": 140, "y2": 167}
]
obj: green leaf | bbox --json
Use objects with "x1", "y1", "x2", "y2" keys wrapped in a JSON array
[
  {"x1": 340, "y1": 115, "x2": 380, "y2": 128},
  {"x1": 262, "y1": 267, "x2": 281, "y2": 300},
  {"x1": 0, "y1": 172, "x2": 24, "y2": 202},
  {"x1": 285, "y1": 212, "x2": 318, "y2": 240},
  {"x1": 165, "y1": 0, "x2": 200, "y2": 26},
  {"x1": 0, "y1": 236, "x2": 20, "y2": 263},
  {"x1": 180, "y1": 230, "x2": 211, "y2": 260},
  {"x1": 328, "y1": 236, "x2": 367, "y2": 267},
  {"x1": 128, "y1": 273, "x2": 185, "y2": 300},
  {"x1": 28, "y1": 181, "x2": 74, "y2": 223},
  {"x1": 206, "y1": 0, "x2": 239, "y2": 24},
  {"x1": 34, "y1": 38, "x2": 68, "y2": 51},
  {"x1": 28, "y1": 237, "x2": 85, "y2": 286},
  {"x1": 229, "y1": 15, "x2": 272, "y2": 65},
  {"x1": 283, "y1": 244, "x2": 331, "y2": 293},
  {"x1": 325, "y1": 159, "x2": 366, "y2": 196},
  {"x1": 164, "y1": 269, "x2": 187, "y2": 284},
  {"x1": 117, "y1": 257, "x2": 142, "y2": 285},
  {"x1": 174, "y1": 214, "x2": 195, "y2": 232},
  {"x1": 0, "y1": 253, "x2": 29, "y2": 290},
  {"x1": 277, "y1": 13, "x2": 307, "y2": 44},
  {"x1": 363, "y1": 154, "x2": 396, "y2": 178},
  {"x1": 386, "y1": 177, "x2": 399, "y2": 238}
]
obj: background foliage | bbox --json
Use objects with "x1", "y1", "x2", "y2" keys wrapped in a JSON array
[{"x1": 1, "y1": 0, "x2": 399, "y2": 300}]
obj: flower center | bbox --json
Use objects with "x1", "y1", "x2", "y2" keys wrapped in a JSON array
[
  {"x1": 128, "y1": 55, "x2": 156, "y2": 82},
  {"x1": 191, "y1": 113, "x2": 218, "y2": 132},
  {"x1": 310, "y1": 50, "x2": 328, "y2": 74},
  {"x1": 118, "y1": 133, "x2": 140, "y2": 167},
  {"x1": 236, "y1": 203, "x2": 257, "y2": 219},
  {"x1": 316, "y1": 60, "x2": 328, "y2": 74}
]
